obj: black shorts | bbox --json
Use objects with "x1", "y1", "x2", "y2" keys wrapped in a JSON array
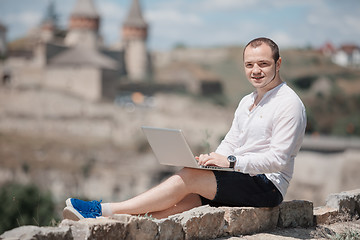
[{"x1": 200, "y1": 171, "x2": 283, "y2": 208}]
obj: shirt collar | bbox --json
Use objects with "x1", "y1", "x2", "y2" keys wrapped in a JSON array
[{"x1": 251, "y1": 82, "x2": 286, "y2": 104}]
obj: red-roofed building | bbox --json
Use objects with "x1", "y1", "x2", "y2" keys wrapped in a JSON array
[
  {"x1": 319, "y1": 42, "x2": 336, "y2": 57},
  {"x1": 332, "y1": 44, "x2": 360, "y2": 67}
]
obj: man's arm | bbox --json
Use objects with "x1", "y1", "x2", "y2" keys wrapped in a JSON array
[{"x1": 235, "y1": 107, "x2": 306, "y2": 174}]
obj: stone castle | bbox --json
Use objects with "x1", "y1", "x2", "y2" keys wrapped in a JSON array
[
  {"x1": 1, "y1": 0, "x2": 225, "y2": 102},
  {"x1": 2, "y1": 0, "x2": 152, "y2": 101}
]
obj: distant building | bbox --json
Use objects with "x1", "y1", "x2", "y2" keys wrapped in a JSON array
[
  {"x1": 64, "y1": 0, "x2": 102, "y2": 48},
  {"x1": 121, "y1": 0, "x2": 151, "y2": 81},
  {"x1": 43, "y1": 0, "x2": 127, "y2": 101},
  {"x1": 0, "y1": 21, "x2": 6, "y2": 57},
  {"x1": 5, "y1": 0, "x2": 225, "y2": 101},
  {"x1": 6, "y1": 0, "x2": 151, "y2": 101},
  {"x1": 319, "y1": 42, "x2": 336, "y2": 57},
  {"x1": 332, "y1": 44, "x2": 360, "y2": 68},
  {"x1": 39, "y1": 0, "x2": 59, "y2": 43}
]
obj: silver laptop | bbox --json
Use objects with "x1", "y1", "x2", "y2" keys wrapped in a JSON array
[{"x1": 141, "y1": 126, "x2": 234, "y2": 171}]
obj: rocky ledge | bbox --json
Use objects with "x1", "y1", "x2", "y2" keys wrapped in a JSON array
[{"x1": 1, "y1": 189, "x2": 360, "y2": 240}]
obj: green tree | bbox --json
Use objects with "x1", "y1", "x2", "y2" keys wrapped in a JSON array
[{"x1": 0, "y1": 183, "x2": 59, "y2": 234}]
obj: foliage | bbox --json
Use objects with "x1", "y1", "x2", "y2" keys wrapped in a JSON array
[
  {"x1": 304, "y1": 92, "x2": 360, "y2": 137},
  {"x1": 330, "y1": 228, "x2": 360, "y2": 240},
  {"x1": 138, "y1": 212, "x2": 155, "y2": 220},
  {"x1": 82, "y1": 157, "x2": 96, "y2": 178},
  {"x1": 0, "y1": 183, "x2": 59, "y2": 234},
  {"x1": 173, "y1": 42, "x2": 187, "y2": 49}
]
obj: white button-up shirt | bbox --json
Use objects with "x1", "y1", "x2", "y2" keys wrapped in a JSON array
[{"x1": 215, "y1": 82, "x2": 306, "y2": 197}]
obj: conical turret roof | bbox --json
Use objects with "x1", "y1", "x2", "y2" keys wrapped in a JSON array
[
  {"x1": 123, "y1": 0, "x2": 147, "y2": 28},
  {"x1": 41, "y1": 0, "x2": 58, "y2": 26},
  {"x1": 71, "y1": 0, "x2": 99, "y2": 18}
]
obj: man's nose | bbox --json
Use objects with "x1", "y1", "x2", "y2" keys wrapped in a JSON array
[{"x1": 252, "y1": 64, "x2": 261, "y2": 74}]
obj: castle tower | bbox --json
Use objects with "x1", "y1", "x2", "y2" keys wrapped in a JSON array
[
  {"x1": 65, "y1": 0, "x2": 101, "y2": 48},
  {"x1": 39, "y1": 0, "x2": 58, "y2": 42},
  {"x1": 122, "y1": 0, "x2": 150, "y2": 81}
]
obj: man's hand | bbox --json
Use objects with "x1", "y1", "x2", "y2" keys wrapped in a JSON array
[{"x1": 195, "y1": 152, "x2": 229, "y2": 168}]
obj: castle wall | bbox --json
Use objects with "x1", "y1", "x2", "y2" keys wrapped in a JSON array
[
  {"x1": 101, "y1": 69, "x2": 120, "y2": 100},
  {"x1": 45, "y1": 66, "x2": 101, "y2": 101}
]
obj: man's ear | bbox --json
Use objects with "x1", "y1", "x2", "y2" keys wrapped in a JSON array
[{"x1": 276, "y1": 57, "x2": 282, "y2": 71}]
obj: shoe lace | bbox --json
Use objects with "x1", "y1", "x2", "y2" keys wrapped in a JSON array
[{"x1": 79, "y1": 200, "x2": 102, "y2": 216}]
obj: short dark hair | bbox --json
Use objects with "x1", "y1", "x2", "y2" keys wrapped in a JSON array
[{"x1": 243, "y1": 37, "x2": 280, "y2": 63}]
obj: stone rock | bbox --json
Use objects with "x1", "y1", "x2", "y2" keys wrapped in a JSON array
[
  {"x1": 278, "y1": 200, "x2": 313, "y2": 228},
  {"x1": 326, "y1": 189, "x2": 360, "y2": 217},
  {"x1": 114, "y1": 215, "x2": 158, "y2": 240},
  {"x1": 313, "y1": 206, "x2": 339, "y2": 225},
  {"x1": 220, "y1": 206, "x2": 279, "y2": 235},
  {"x1": 60, "y1": 217, "x2": 127, "y2": 239},
  {"x1": 170, "y1": 205, "x2": 225, "y2": 240},
  {"x1": 110, "y1": 214, "x2": 185, "y2": 240},
  {"x1": 155, "y1": 218, "x2": 185, "y2": 240},
  {"x1": 0, "y1": 225, "x2": 71, "y2": 240}
]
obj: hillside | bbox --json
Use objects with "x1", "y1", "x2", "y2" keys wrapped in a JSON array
[{"x1": 154, "y1": 46, "x2": 360, "y2": 136}]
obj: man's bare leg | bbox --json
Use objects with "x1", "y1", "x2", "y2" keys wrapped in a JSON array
[
  {"x1": 149, "y1": 193, "x2": 202, "y2": 219},
  {"x1": 106, "y1": 168, "x2": 216, "y2": 217}
]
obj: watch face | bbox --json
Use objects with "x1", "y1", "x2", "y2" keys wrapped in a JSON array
[
  {"x1": 228, "y1": 155, "x2": 236, "y2": 162},
  {"x1": 228, "y1": 155, "x2": 236, "y2": 168}
]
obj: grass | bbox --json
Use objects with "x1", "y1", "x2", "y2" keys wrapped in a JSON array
[{"x1": 138, "y1": 212, "x2": 155, "y2": 221}]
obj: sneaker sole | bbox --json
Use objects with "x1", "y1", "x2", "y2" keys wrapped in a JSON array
[
  {"x1": 63, "y1": 206, "x2": 84, "y2": 221},
  {"x1": 65, "y1": 198, "x2": 73, "y2": 207}
]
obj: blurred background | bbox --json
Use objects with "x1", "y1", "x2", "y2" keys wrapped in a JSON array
[{"x1": 0, "y1": 0, "x2": 359, "y2": 233}]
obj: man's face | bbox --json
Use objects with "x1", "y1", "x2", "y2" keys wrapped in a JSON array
[{"x1": 243, "y1": 44, "x2": 280, "y2": 90}]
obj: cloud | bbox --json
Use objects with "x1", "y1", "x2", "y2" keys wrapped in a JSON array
[
  {"x1": 146, "y1": 9, "x2": 203, "y2": 26},
  {"x1": 5, "y1": 11, "x2": 41, "y2": 28},
  {"x1": 204, "y1": 0, "x2": 258, "y2": 10},
  {"x1": 3, "y1": 11, "x2": 42, "y2": 39},
  {"x1": 345, "y1": 16, "x2": 360, "y2": 33},
  {"x1": 198, "y1": 0, "x2": 313, "y2": 12},
  {"x1": 99, "y1": 1, "x2": 125, "y2": 21},
  {"x1": 269, "y1": 32, "x2": 294, "y2": 48},
  {"x1": 146, "y1": 8, "x2": 204, "y2": 49},
  {"x1": 304, "y1": 0, "x2": 360, "y2": 45},
  {"x1": 200, "y1": 0, "x2": 258, "y2": 11},
  {"x1": 98, "y1": 0, "x2": 126, "y2": 44}
]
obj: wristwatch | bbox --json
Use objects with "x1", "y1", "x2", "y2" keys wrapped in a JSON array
[{"x1": 227, "y1": 155, "x2": 237, "y2": 168}]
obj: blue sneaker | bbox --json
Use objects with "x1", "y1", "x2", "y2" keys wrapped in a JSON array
[{"x1": 63, "y1": 198, "x2": 102, "y2": 221}]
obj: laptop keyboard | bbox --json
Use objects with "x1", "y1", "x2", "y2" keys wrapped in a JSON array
[{"x1": 199, "y1": 165, "x2": 226, "y2": 170}]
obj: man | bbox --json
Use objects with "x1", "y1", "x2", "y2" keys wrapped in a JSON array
[{"x1": 63, "y1": 37, "x2": 306, "y2": 221}]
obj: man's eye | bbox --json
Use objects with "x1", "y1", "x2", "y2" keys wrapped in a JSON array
[{"x1": 246, "y1": 64, "x2": 253, "y2": 68}]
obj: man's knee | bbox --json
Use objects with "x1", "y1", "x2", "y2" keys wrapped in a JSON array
[
  {"x1": 177, "y1": 168, "x2": 216, "y2": 193},
  {"x1": 177, "y1": 167, "x2": 206, "y2": 181}
]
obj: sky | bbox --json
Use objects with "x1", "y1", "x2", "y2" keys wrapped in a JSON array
[{"x1": 0, "y1": 0, "x2": 360, "y2": 51}]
